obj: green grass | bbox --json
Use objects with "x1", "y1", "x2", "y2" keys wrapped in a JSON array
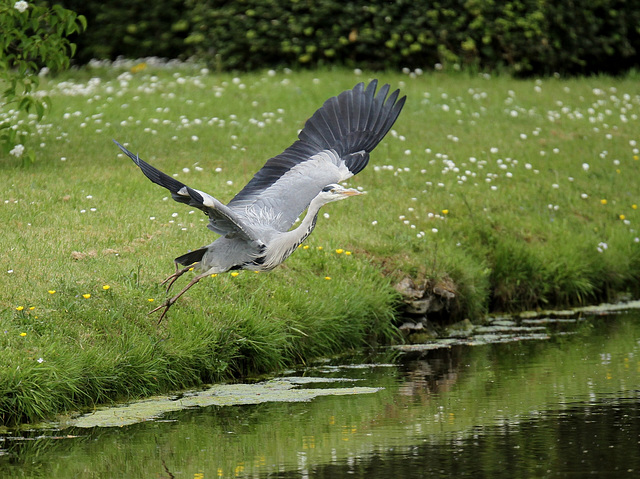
[{"x1": 1, "y1": 65, "x2": 640, "y2": 424}]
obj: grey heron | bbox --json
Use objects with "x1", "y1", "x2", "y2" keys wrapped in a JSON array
[{"x1": 114, "y1": 79, "x2": 405, "y2": 321}]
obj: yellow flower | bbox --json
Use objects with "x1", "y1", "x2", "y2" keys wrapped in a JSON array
[
  {"x1": 620, "y1": 214, "x2": 626, "y2": 220},
  {"x1": 20, "y1": 332, "x2": 27, "y2": 337},
  {"x1": 82, "y1": 293, "x2": 91, "y2": 299},
  {"x1": 189, "y1": 267, "x2": 194, "y2": 271},
  {"x1": 634, "y1": 155, "x2": 639, "y2": 161},
  {"x1": 253, "y1": 270, "x2": 260, "y2": 274},
  {"x1": 210, "y1": 273, "x2": 218, "y2": 278},
  {"x1": 600, "y1": 199, "x2": 608, "y2": 205},
  {"x1": 148, "y1": 298, "x2": 155, "y2": 302},
  {"x1": 29, "y1": 306, "x2": 35, "y2": 310},
  {"x1": 324, "y1": 276, "x2": 331, "y2": 280},
  {"x1": 230, "y1": 272, "x2": 239, "y2": 277},
  {"x1": 16, "y1": 306, "x2": 24, "y2": 311},
  {"x1": 345, "y1": 251, "x2": 352, "y2": 255},
  {"x1": 102, "y1": 285, "x2": 110, "y2": 291},
  {"x1": 317, "y1": 246, "x2": 323, "y2": 251},
  {"x1": 633, "y1": 204, "x2": 638, "y2": 210},
  {"x1": 130, "y1": 62, "x2": 147, "y2": 73},
  {"x1": 335, "y1": 249, "x2": 344, "y2": 254},
  {"x1": 442, "y1": 209, "x2": 449, "y2": 215},
  {"x1": 303, "y1": 245, "x2": 310, "y2": 250},
  {"x1": 48, "y1": 290, "x2": 56, "y2": 294}
]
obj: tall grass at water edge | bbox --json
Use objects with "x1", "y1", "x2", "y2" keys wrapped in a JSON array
[{"x1": 1, "y1": 66, "x2": 640, "y2": 424}]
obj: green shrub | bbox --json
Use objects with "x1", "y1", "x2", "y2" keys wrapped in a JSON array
[{"x1": 0, "y1": 0, "x2": 85, "y2": 164}]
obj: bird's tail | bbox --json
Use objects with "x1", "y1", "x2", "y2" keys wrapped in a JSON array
[{"x1": 175, "y1": 247, "x2": 207, "y2": 266}]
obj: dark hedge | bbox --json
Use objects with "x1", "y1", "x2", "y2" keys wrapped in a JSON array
[
  {"x1": 55, "y1": 0, "x2": 640, "y2": 75},
  {"x1": 55, "y1": 0, "x2": 192, "y2": 64},
  {"x1": 187, "y1": 0, "x2": 640, "y2": 75}
]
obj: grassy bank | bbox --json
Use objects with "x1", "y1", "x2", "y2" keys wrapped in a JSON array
[{"x1": 1, "y1": 65, "x2": 640, "y2": 424}]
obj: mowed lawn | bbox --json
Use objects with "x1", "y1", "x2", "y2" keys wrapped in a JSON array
[{"x1": 1, "y1": 64, "x2": 639, "y2": 423}]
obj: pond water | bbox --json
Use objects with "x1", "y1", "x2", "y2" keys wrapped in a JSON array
[{"x1": 1, "y1": 310, "x2": 639, "y2": 478}]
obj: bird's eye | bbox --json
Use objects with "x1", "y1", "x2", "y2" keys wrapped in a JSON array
[{"x1": 322, "y1": 185, "x2": 334, "y2": 192}]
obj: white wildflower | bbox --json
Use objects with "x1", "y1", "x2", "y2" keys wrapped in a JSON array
[
  {"x1": 9, "y1": 144, "x2": 25, "y2": 157},
  {"x1": 14, "y1": 1, "x2": 28, "y2": 13}
]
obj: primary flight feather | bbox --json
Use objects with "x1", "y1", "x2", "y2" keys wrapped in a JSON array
[{"x1": 115, "y1": 79, "x2": 405, "y2": 321}]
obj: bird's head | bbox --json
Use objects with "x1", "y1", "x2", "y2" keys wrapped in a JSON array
[{"x1": 316, "y1": 183, "x2": 364, "y2": 205}]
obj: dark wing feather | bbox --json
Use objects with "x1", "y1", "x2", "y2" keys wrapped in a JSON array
[
  {"x1": 114, "y1": 140, "x2": 258, "y2": 241},
  {"x1": 227, "y1": 80, "x2": 405, "y2": 231}
]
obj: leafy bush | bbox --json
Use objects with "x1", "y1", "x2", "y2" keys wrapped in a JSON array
[
  {"x1": 0, "y1": 0, "x2": 86, "y2": 164},
  {"x1": 185, "y1": 0, "x2": 640, "y2": 75}
]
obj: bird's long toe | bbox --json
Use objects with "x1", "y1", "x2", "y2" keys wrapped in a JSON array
[{"x1": 149, "y1": 298, "x2": 174, "y2": 323}]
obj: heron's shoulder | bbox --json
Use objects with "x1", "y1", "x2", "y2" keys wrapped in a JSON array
[{"x1": 236, "y1": 205, "x2": 285, "y2": 230}]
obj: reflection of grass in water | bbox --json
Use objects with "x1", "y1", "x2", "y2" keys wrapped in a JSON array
[{"x1": 3, "y1": 314, "x2": 639, "y2": 477}]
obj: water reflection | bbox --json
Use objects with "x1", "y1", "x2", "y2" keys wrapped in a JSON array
[
  {"x1": 1, "y1": 312, "x2": 639, "y2": 478},
  {"x1": 281, "y1": 399, "x2": 640, "y2": 478}
]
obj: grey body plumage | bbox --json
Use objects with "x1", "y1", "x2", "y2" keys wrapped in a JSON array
[{"x1": 114, "y1": 80, "x2": 405, "y2": 321}]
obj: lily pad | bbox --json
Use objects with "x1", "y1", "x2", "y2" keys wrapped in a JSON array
[{"x1": 65, "y1": 377, "x2": 382, "y2": 428}]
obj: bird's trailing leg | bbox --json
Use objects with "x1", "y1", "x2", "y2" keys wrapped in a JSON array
[
  {"x1": 150, "y1": 271, "x2": 210, "y2": 323},
  {"x1": 160, "y1": 261, "x2": 195, "y2": 293}
]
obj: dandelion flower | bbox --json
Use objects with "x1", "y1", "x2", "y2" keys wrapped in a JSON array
[
  {"x1": 600, "y1": 199, "x2": 608, "y2": 205},
  {"x1": 16, "y1": 306, "x2": 24, "y2": 311},
  {"x1": 102, "y1": 285, "x2": 110, "y2": 291},
  {"x1": 210, "y1": 274, "x2": 217, "y2": 278},
  {"x1": 148, "y1": 298, "x2": 155, "y2": 302},
  {"x1": 48, "y1": 290, "x2": 56, "y2": 294},
  {"x1": 230, "y1": 272, "x2": 239, "y2": 277},
  {"x1": 324, "y1": 276, "x2": 332, "y2": 280},
  {"x1": 20, "y1": 332, "x2": 27, "y2": 337},
  {"x1": 303, "y1": 245, "x2": 310, "y2": 250},
  {"x1": 317, "y1": 246, "x2": 323, "y2": 251},
  {"x1": 442, "y1": 209, "x2": 449, "y2": 215},
  {"x1": 82, "y1": 293, "x2": 91, "y2": 299},
  {"x1": 345, "y1": 251, "x2": 352, "y2": 255},
  {"x1": 619, "y1": 214, "x2": 626, "y2": 220},
  {"x1": 29, "y1": 306, "x2": 35, "y2": 310},
  {"x1": 633, "y1": 204, "x2": 638, "y2": 210},
  {"x1": 335, "y1": 249, "x2": 344, "y2": 254}
]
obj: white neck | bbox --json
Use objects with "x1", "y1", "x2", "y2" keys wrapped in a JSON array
[{"x1": 262, "y1": 195, "x2": 326, "y2": 269}]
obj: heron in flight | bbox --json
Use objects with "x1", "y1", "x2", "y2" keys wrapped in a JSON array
[{"x1": 115, "y1": 79, "x2": 405, "y2": 321}]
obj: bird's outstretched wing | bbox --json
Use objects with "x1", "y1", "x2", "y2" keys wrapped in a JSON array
[
  {"x1": 114, "y1": 140, "x2": 259, "y2": 241},
  {"x1": 227, "y1": 80, "x2": 406, "y2": 232}
]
